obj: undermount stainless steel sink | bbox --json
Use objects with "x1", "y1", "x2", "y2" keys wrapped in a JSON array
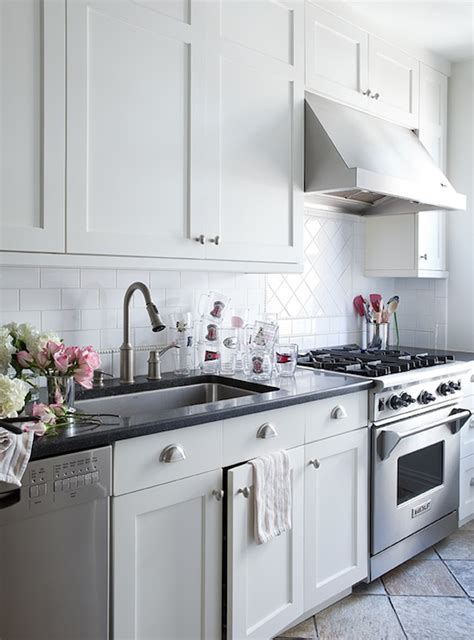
[{"x1": 76, "y1": 380, "x2": 278, "y2": 417}]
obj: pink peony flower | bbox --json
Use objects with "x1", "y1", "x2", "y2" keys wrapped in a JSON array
[
  {"x1": 16, "y1": 350, "x2": 34, "y2": 368},
  {"x1": 74, "y1": 363, "x2": 94, "y2": 389},
  {"x1": 53, "y1": 347, "x2": 70, "y2": 374},
  {"x1": 22, "y1": 421, "x2": 47, "y2": 436},
  {"x1": 32, "y1": 402, "x2": 57, "y2": 426},
  {"x1": 78, "y1": 346, "x2": 101, "y2": 370},
  {"x1": 36, "y1": 349, "x2": 50, "y2": 368}
]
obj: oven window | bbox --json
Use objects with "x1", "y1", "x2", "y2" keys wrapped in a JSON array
[{"x1": 397, "y1": 441, "x2": 444, "y2": 505}]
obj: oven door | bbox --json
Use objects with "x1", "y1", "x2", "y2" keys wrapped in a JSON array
[{"x1": 371, "y1": 405, "x2": 471, "y2": 555}]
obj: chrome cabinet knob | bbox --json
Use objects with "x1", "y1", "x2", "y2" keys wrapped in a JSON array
[
  {"x1": 195, "y1": 234, "x2": 206, "y2": 244},
  {"x1": 362, "y1": 89, "x2": 371, "y2": 96},
  {"x1": 371, "y1": 92, "x2": 380, "y2": 100},
  {"x1": 212, "y1": 489, "x2": 224, "y2": 501},
  {"x1": 209, "y1": 235, "x2": 221, "y2": 245},
  {"x1": 256, "y1": 422, "x2": 278, "y2": 439},
  {"x1": 420, "y1": 253, "x2": 428, "y2": 260},
  {"x1": 309, "y1": 459, "x2": 320, "y2": 469},
  {"x1": 238, "y1": 486, "x2": 251, "y2": 498},
  {"x1": 470, "y1": 478, "x2": 474, "y2": 487},
  {"x1": 159, "y1": 443, "x2": 186, "y2": 463},
  {"x1": 331, "y1": 405, "x2": 347, "y2": 420}
]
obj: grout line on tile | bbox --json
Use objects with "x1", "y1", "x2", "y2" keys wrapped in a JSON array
[
  {"x1": 387, "y1": 595, "x2": 409, "y2": 639},
  {"x1": 442, "y1": 558, "x2": 473, "y2": 598}
]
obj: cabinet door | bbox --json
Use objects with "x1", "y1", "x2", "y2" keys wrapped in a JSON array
[
  {"x1": 417, "y1": 211, "x2": 446, "y2": 272},
  {"x1": 305, "y1": 3, "x2": 369, "y2": 111},
  {"x1": 204, "y1": 0, "x2": 303, "y2": 264},
  {"x1": 66, "y1": 0, "x2": 209, "y2": 258},
  {"x1": 368, "y1": 36, "x2": 419, "y2": 128},
  {"x1": 0, "y1": 0, "x2": 65, "y2": 252},
  {"x1": 459, "y1": 455, "x2": 474, "y2": 524},
  {"x1": 305, "y1": 429, "x2": 368, "y2": 610},
  {"x1": 227, "y1": 446, "x2": 304, "y2": 639},
  {"x1": 417, "y1": 65, "x2": 448, "y2": 272},
  {"x1": 113, "y1": 469, "x2": 222, "y2": 640}
]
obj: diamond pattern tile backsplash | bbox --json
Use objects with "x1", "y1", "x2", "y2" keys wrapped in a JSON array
[{"x1": 266, "y1": 209, "x2": 448, "y2": 351}]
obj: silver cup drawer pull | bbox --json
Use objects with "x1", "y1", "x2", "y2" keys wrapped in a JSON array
[
  {"x1": 331, "y1": 405, "x2": 348, "y2": 420},
  {"x1": 256, "y1": 422, "x2": 278, "y2": 439},
  {"x1": 159, "y1": 443, "x2": 187, "y2": 463}
]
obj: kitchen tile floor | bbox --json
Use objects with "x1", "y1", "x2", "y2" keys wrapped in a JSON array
[{"x1": 275, "y1": 523, "x2": 474, "y2": 639}]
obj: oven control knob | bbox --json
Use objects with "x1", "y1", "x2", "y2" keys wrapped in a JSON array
[
  {"x1": 418, "y1": 390, "x2": 436, "y2": 405},
  {"x1": 438, "y1": 382, "x2": 454, "y2": 396},
  {"x1": 389, "y1": 394, "x2": 404, "y2": 410},
  {"x1": 400, "y1": 392, "x2": 415, "y2": 405},
  {"x1": 448, "y1": 380, "x2": 462, "y2": 392}
]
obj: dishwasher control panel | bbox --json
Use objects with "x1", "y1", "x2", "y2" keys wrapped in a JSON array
[{"x1": 0, "y1": 446, "x2": 112, "y2": 522}]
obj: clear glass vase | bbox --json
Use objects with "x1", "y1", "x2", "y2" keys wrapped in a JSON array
[{"x1": 46, "y1": 375, "x2": 75, "y2": 409}]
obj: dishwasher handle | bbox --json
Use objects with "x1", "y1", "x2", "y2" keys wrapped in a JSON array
[{"x1": 0, "y1": 488, "x2": 20, "y2": 510}]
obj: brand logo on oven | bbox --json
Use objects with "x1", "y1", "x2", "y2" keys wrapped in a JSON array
[{"x1": 412, "y1": 500, "x2": 432, "y2": 518}]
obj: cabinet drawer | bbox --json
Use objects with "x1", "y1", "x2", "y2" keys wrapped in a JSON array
[
  {"x1": 114, "y1": 421, "x2": 223, "y2": 495},
  {"x1": 305, "y1": 391, "x2": 368, "y2": 443},
  {"x1": 459, "y1": 454, "x2": 474, "y2": 523},
  {"x1": 222, "y1": 405, "x2": 305, "y2": 467}
]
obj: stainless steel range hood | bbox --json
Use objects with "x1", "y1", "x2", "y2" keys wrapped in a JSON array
[{"x1": 304, "y1": 93, "x2": 466, "y2": 215}]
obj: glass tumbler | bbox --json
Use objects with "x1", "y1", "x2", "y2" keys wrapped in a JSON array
[
  {"x1": 246, "y1": 346, "x2": 273, "y2": 381},
  {"x1": 275, "y1": 343, "x2": 298, "y2": 377},
  {"x1": 219, "y1": 327, "x2": 238, "y2": 375}
]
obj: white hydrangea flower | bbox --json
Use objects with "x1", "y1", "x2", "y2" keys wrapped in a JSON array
[
  {"x1": 14, "y1": 323, "x2": 60, "y2": 357},
  {"x1": 0, "y1": 327, "x2": 15, "y2": 374},
  {"x1": 0, "y1": 375, "x2": 29, "y2": 418}
]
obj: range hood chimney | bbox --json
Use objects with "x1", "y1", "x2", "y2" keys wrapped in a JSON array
[{"x1": 304, "y1": 93, "x2": 466, "y2": 215}]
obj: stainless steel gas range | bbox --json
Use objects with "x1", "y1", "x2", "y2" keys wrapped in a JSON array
[{"x1": 298, "y1": 346, "x2": 473, "y2": 580}]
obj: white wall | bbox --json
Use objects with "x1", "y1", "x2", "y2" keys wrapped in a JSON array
[{"x1": 447, "y1": 59, "x2": 474, "y2": 351}]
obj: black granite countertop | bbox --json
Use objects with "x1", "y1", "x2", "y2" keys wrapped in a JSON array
[{"x1": 30, "y1": 368, "x2": 373, "y2": 460}]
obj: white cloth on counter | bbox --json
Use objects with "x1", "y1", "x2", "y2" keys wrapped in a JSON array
[
  {"x1": 0, "y1": 428, "x2": 33, "y2": 487},
  {"x1": 250, "y1": 450, "x2": 292, "y2": 545}
]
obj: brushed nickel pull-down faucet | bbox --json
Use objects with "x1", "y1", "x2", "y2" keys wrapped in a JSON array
[{"x1": 120, "y1": 282, "x2": 166, "y2": 384}]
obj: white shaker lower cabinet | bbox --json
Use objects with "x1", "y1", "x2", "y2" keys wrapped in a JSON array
[
  {"x1": 459, "y1": 454, "x2": 474, "y2": 524},
  {"x1": 304, "y1": 429, "x2": 368, "y2": 610},
  {"x1": 226, "y1": 446, "x2": 305, "y2": 640},
  {"x1": 113, "y1": 469, "x2": 222, "y2": 640}
]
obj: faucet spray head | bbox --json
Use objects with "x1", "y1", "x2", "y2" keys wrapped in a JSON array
[{"x1": 146, "y1": 302, "x2": 166, "y2": 332}]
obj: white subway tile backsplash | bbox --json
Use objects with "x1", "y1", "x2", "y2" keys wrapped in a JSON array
[
  {"x1": 81, "y1": 309, "x2": 117, "y2": 330},
  {"x1": 61, "y1": 289, "x2": 99, "y2": 310},
  {"x1": 116, "y1": 270, "x2": 150, "y2": 288},
  {"x1": 150, "y1": 270, "x2": 180, "y2": 290},
  {"x1": 181, "y1": 271, "x2": 209, "y2": 289},
  {"x1": 41, "y1": 268, "x2": 80, "y2": 289},
  {"x1": 60, "y1": 330, "x2": 100, "y2": 348},
  {"x1": 81, "y1": 269, "x2": 116, "y2": 289},
  {"x1": 0, "y1": 289, "x2": 19, "y2": 311},
  {"x1": 0, "y1": 267, "x2": 40, "y2": 289},
  {"x1": 99, "y1": 289, "x2": 127, "y2": 309},
  {"x1": 0, "y1": 310, "x2": 41, "y2": 327},
  {"x1": 20, "y1": 289, "x2": 61, "y2": 311},
  {"x1": 42, "y1": 309, "x2": 81, "y2": 331},
  {"x1": 99, "y1": 328, "x2": 123, "y2": 350}
]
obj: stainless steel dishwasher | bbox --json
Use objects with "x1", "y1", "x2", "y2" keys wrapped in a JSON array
[{"x1": 0, "y1": 446, "x2": 111, "y2": 640}]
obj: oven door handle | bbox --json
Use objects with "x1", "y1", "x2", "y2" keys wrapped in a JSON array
[{"x1": 377, "y1": 408, "x2": 472, "y2": 461}]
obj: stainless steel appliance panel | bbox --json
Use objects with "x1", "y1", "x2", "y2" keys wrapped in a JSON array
[
  {"x1": 0, "y1": 447, "x2": 111, "y2": 640},
  {"x1": 371, "y1": 407, "x2": 467, "y2": 555}
]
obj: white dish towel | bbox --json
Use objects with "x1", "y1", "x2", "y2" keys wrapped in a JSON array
[
  {"x1": 0, "y1": 428, "x2": 33, "y2": 487},
  {"x1": 250, "y1": 450, "x2": 292, "y2": 545}
]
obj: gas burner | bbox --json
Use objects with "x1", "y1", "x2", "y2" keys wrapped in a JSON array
[{"x1": 297, "y1": 346, "x2": 457, "y2": 379}]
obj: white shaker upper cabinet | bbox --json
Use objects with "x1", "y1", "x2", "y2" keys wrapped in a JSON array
[
  {"x1": 305, "y1": 3, "x2": 369, "y2": 111},
  {"x1": 227, "y1": 446, "x2": 304, "y2": 640},
  {"x1": 0, "y1": 0, "x2": 65, "y2": 252},
  {"x1": 368, "y1": 36, "x2": 420, "y2": 129},
  {"x1": 203, "y1": 0, "x2": 304, "y2": 265},
  {"x1": 66, "y1": 0, "x2": 209, "y2": 258}
]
